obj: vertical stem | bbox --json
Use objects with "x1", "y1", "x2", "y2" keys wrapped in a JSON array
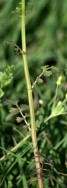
[{"x1": 21, "y1": 0, "x2": 43, "y2": 188}]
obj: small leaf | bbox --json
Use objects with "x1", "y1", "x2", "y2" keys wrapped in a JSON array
[
  {"x1": 41, "y1": 65, "x2": 49, "y2": 72},
  {"x1": 65, "y1": 93, "x2": 67, "y2": 99},
  {"x1": 6, "y1": 65, "x2": 14, "y2": 77},
  {"x1": 4, "y1": 99, "x2": 18, "y2": 106},
  {"x1": 51, "y1": 103, "x2": 64, "y2": 117},
  {"x1": 0, "y1": 65, "x2": 14, "y2": 88},
  {"x1": 16, "y1": 117, "x2": 23, "y2": 123},
  {"x1": 0, "y1": 88, "x2": 4, "y2": 98},
  {"x1": 9, "y1": 107, "x2": 19, "y2": 115},
  {"x1": 1, "y1": 73, "x2": 12, "y2": 87},
  {"x1": 37, "y1": 77, "x2": 43, "y2": 84},
  {"x1": 41, "y1": 65, "x2": 52, "y2": 77},
  {"x1": 43, "y1": 70, "x2": 52, "y2": 77},
  {"x1": 51, "y1": 66, "x2": 59, "y2": 72},
  {"x1": 0, "y1": 72, "x2": 3, "y2": 82}
]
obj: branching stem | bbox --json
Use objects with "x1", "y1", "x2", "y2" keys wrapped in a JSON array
[{"x1": 21, "y1": 0, "x2": 43, "y2": 187}]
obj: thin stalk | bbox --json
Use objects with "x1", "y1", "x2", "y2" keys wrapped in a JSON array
[
  {"x1": 0, "y1": 134, "x2": 30, "y2": 161},
  {"x1": 21, "y1": 0, "x2": 43, "y2": 187}
]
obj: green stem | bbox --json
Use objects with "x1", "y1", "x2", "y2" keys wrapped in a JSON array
[
  {"x1": 21, "y1": 0, "x2": 43, "y2": 187},
  {"x1": 52, "y1": 85, "x2": 58, "y2": 111},
  {"x1": 0, "y1": 134, "x2": 30, "y2": 161}
]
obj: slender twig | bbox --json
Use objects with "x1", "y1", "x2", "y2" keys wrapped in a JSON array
[
  {"x1": 21, "y1": 0, "x2": 43, "y2": 187},
  {"x1": 53, "y1": 168, "x2": 67, "y2": 177},
  {"x1": 16, "y1": 103, "x2": 31, "y2": 131},
  {"x1": 5, "y1": 40, "x2": 23, "y2": 54},
  {"x1": 0, "y1": 134, "x2": 30, "y2": 161},
  {"x1": 32, "y1": 71, "x2": 43, "y2": 89}
]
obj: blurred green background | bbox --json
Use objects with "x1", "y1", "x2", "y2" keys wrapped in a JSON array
[{"x1": 0, "y1": 0, "x2": 67, "y2": 187}]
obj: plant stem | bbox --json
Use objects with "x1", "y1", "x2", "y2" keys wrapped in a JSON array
[
  {"x1": 0, "y1": 134, "x2": 30, "y2": 161},
  {"x1": 21, "y1": 0, "x2": 43, "y2": 187}
]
